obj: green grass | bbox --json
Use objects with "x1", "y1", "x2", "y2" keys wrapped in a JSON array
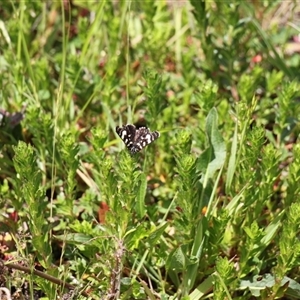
[{"x1": 1, "y1": 1, "x2": 300, "y2": 299}]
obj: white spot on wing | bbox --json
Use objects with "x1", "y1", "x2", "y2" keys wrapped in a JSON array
[
  {"x1": 121, "y1": 131, "x2": 127, "y2": 139},
  {"x1": 145, "y1": 134, "x2": 152, "y2": 143}
]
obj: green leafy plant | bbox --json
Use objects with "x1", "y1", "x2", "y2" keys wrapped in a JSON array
[{"x1": 1, "y1": 1, "x2": 300, "y2": 299}]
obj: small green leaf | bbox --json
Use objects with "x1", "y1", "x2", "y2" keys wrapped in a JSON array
[
  {"x1": 147, "y1": 222, "x2": 168, "y2": 246},
  {"x1": 136, "y1": 173, "x2": 147, "y2": 218},
  {"x1": 167, "y1": 246, "x2": 186, "y2": 271}
]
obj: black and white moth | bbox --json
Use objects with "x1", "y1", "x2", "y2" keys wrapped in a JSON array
[{"x1": 116, "y1": 124, "x2": 160, "y2": 154}]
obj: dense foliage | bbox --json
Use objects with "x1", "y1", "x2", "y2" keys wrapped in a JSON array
[{"x1": 1, "y1": 1, "x2": 300, "y2": 299}]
